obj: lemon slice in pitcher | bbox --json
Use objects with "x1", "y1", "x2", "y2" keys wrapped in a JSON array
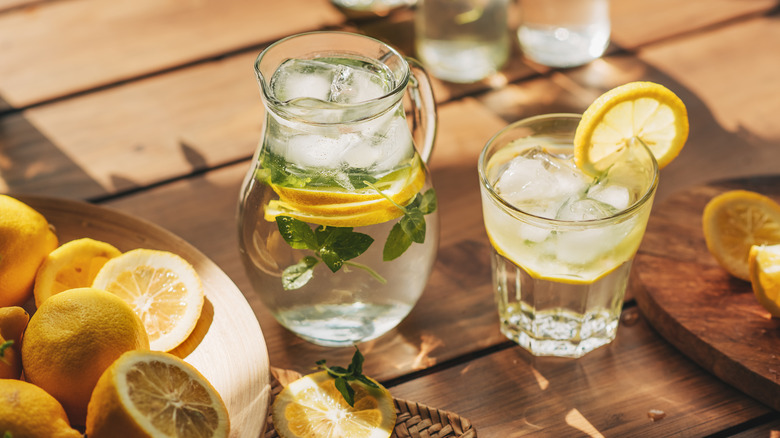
[
  {"x1": 749, "y1": 244, "x2": 780, "y2": 317},
  {"x1": 574, "y1": 81, "x2": 689, "y2": 176}
]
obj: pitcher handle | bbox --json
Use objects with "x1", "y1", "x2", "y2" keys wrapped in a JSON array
[{"x1": 405, "y1": 58, "x2": 437, "y2": 164}]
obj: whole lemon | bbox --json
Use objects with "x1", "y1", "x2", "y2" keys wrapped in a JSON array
[
  {"x1": 0, "y1": 195, "x2": 58, "y2": 306},
  {"x1": 0, "y1": 378, "x2": 82, "y2": 438},
  {"x1": 21, "y1": 287, "x2": 149, "y2": 426}
]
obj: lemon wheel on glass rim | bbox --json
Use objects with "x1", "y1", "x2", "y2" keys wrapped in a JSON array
[{"x1": 574, "y1": 81, "x2": 689, "y2": 176}]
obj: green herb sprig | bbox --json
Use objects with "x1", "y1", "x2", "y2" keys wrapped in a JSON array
[
  {"x1": 276, "y1": 217, "x2": 386, "y2": 290},
  {"x1": 316, "y1": 347, "x2": 378, "y2": 407}
]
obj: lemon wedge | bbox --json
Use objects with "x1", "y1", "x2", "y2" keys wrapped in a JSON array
[
  {"x1": 34, "y1": 237, "x2": 122, "y2": 307},
  {"x1": 574, "y1": 81, "x2": 689, "y2": 176},
  {"x1": 92, "y1": 249, "x2": 205, "y2": 352},
  {"x1": 272, "y1": 370, "x2": 396, "y2": 438},
  {"x1": 749, "y1": 244, "x2": 780, "y2": 317},
  {"x1": 703, "y1": 190, "x2": 780, "y2": 281}
]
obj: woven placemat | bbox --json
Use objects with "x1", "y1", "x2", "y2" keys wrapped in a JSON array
[{"x1": 263, "y1": 367, "x2": 477, "y2": 438}]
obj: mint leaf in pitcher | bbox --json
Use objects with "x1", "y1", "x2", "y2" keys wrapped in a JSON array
[
  {"x1": 276, "y1": 216, "x2": 386, "y2": 290},
  {"x1": 380, "y1": 188, "x2": 438, "y2": 261}
]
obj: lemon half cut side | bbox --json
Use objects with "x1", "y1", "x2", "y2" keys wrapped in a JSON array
[
  {"x1": 574, "y1": 81, "x2": 689, "y2": 176},
  {"x1": 92, "y1": 248, "x2": 205, "y2": 352}
]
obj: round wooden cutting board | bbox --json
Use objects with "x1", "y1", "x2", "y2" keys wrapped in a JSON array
[
  {"x1": 17, "y1": 195, "x2": 271, "y2": 438},
  {"x1": 633, "y1": 175, "x2": 780, "y2": 412}
]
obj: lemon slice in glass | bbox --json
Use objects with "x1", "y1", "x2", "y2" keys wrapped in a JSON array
[
  {"x1": 703, "y1": 190, "x2": 780, "y2": 281},
  {"x1": 272, "y1": 370, "x2": 396, "y2": 438},
  {"x1": 574, "y1": 81, "x2": 689, "y2": 176},
  {"x1": 92, "y1": 249, "x2": 205, "y2": 352},
  {"x1": 749, "y1": 244, "x2": 780, "y2": 317}
]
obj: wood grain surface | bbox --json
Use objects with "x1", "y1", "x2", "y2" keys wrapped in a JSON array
[{"x1": 635, "y1": 176, "x2": 780, "y2": 412}]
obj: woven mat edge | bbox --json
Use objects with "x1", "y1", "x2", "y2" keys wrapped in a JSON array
[{"x1": 263, "y1": 367, "x2": 477, "y2": 438}]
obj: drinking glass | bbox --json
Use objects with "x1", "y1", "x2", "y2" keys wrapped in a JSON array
[
  {"x1": 478, "y1": 114, "x2": 658, "y2": 357},
  {"x1": 517, "y1": 0, "x2": 610, "y2": 68},
  {"x1": 415, "y1": 0, "x2": 510, "y2": 83},
  {"x1": 237, "y1": 32, "x2": 439, "y2": 347}
]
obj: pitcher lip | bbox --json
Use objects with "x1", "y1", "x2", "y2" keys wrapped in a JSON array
[
  {"x1": 477, "y1": 113, "x2": 660, "y2": 227},
  {"x1": 254, "y1": 31, "x2": 411, "y2": 113}
]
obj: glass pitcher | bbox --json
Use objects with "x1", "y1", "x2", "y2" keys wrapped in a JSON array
[{"x1": 237, "y1": 31, "x2": 439, "y2": 347}]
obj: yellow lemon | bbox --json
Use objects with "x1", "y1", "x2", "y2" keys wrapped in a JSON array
[
  {"x1": 264, "y1": 157, "x2": 426, "y2": 228},
  {"x1": 0, "y1": 379, "x2": 82, "y2": 438},
  {"x1": 0, "y1": 195, "x2": 58, "y2": 307},
  {"x1": 749, "y1": 244, "x2": 780, "y2": 317},
  {"x1": 703, "y1": 190, "x2": 780, "y2": 281},
  {"x1": 92, "y1": 248, "x2": 205, "y2": 352},
  {"x1": 272, "y1": 370, "x2": 396, "y2": 438},
  {"x1": 21, "y1": 287, "x2": 149, "y2": 425},
  {"x1": 574, "y1": 81, "x2": 689, "y2": 176},
  {"x1": 86, "y1": 350, "x2": 230, "y2": 438},
  {"x1": 34, "y1": 237, "x2": 122, "y2": 307},
  {"x1": 0, "y1": 306, "x2": 29, "y2": 380}
]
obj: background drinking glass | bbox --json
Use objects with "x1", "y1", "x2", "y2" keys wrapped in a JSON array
[
  {"x1": 517, "y1": 0, "x2": 610, "y2": 68},
  {"x1": 478, "y1": 114, "x2": 658, "y2": 358},
  {"x1": 415, "y1": 0, "x2": 510, "y2": 83}
]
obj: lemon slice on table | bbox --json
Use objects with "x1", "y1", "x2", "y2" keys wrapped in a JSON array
[
  {"x1": 92, "y1": 248, "x2": 204, "y2": 352},
  {"x1": 272, "y1": 370, "x2": 396, "y2": 438},
  {"x1": 703, "y1": 190, "x2": 780, "y2": 281},
  {"x1": 265, "y1": 158, "x2": 425, "y2": 228},
  {"x1": 86, "y1": 350, "x2": 229, "y2": 438},
  {"x1": 34, "y1": 237, "x2": 122, "y2": 307},
  {"x1": 574, "y1": 81, "x2": 689, "y2": 176},
  {"x1": 749, "y1": 244, "x2": 780, "y2": 317}
]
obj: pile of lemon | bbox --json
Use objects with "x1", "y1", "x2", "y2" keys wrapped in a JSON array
[{"x1": 0, "y1": 194, "x2": 229, "y2": 437}]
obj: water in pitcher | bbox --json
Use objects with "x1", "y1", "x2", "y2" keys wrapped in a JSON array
[{"x1": 238, "y1": 55, "x2": 438, "y2": 347}]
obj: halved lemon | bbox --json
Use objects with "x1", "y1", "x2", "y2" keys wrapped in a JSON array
[
  {"x1": 574, "y1": 81, "x2": 689, "y2": 176},
  {"x1": 703, "y1": 190, "x2": 780, "y2": 281},
  {"x1": 92, "y1": 249, "x2": 204, "y2": 352},
  {"x1": 33, "y1": 237, "x2": 122, "y2": 307},
  {"x1": 272, "y1": 370, "x2": 396, "y2": 438},
  {"x1": 265, "y1": 159, "x2": 425, "y2": 228},
  {"x1": 749, "y1": 244, "x2": 780, "y2": 317},
  {"x1": 86, "y1": 350, "x2": 229, "y2": 438}
]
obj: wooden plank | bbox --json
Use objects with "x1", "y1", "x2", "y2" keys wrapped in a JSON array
[
  {"x1": 388, "y1": 314, "x2": 772, "y2": 437},
  {"x1": 0, "y1": 51, "x2": 262, "y2": 199},
  {"x1": 0, "y1": 0, "x2": 345, "y2": 108},
  {"x1": 611, "y1": 0, "x2": 776, "y2": 49}
]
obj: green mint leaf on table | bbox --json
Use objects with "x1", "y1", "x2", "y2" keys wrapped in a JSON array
[
  {"x1": 317, "y1": 347, "x2": 378, "y2": 407},
  {"x1": 276, "y1": 217, "x2": 386, "y2": 289}
]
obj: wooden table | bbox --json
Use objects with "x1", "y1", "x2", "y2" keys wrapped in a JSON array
[{"x1": 2, "y1": 0, "x2": 780, "y2": 435}]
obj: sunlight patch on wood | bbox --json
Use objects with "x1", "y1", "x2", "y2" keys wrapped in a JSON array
[
  {"x1": 411, "y1": 333, "x2": 444, "y2": 369},
  {"x1": 531, "y1": 367, "x2": 549, "y2": 390},
  {"x1": 565, "y1": 409, "x2": 605, "y2": 438}
]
